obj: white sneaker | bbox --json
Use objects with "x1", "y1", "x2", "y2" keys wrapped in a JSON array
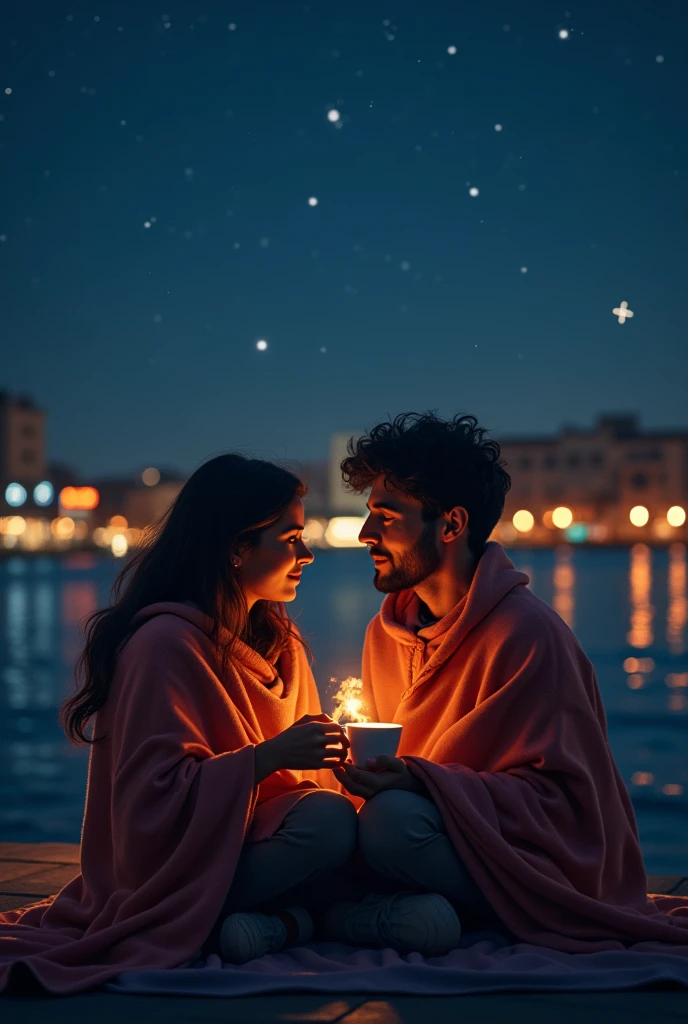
[
  {"x1": 219, "y1": 905, "x2": 313, "y2": 965},
  {"x1": 323, "y1": 892, "x2": 461, "y2": 957}
]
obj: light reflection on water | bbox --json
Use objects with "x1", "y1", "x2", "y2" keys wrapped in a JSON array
[{"x1": 0, "y1": 547, "x2": 687, "y2": 873}]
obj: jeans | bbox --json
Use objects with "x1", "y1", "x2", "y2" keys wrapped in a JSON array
[
  {"x1": 358, "y1": 789, "x2": 496, "y2": 920},
  {"x1": 207, "y1": 785, "x2": 498, "y2": 950}
]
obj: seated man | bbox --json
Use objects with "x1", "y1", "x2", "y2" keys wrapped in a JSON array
[{"x1": 330, "y1": 411, "x2": 688, "y2": 954}]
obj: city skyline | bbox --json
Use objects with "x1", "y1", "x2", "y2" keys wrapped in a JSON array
[{"x1": 2, "y1": 1, "x2": 687, "y2": 477}]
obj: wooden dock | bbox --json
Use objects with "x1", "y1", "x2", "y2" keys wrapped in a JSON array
[
  {"x1": 2, "y1": 841, "x2": 687, "y2": 912},
  {"x1": 2, "y1": 843, "x2": 688, "y2": 1023}
]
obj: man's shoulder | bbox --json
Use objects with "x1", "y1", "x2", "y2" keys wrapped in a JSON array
[{"x1": 487, "y1": 584, "x2": 582, "y2": 653}]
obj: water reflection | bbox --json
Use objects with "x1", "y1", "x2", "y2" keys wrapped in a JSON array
[
  {"x1": 552, "y1": 546, "x2": 575, "y2": 629},
  {"x1": 1, "y1": 551, "x2": 688, "y2": 868},
  {"x1": 667, "y1": 543, "x2": 687, "y2": 655},
  {"x1": 61, "y1": 581, "x2": 97, "y2": 668},
  {"x1": 627, "y1": 543, "x2": 654, "y2": 648}
]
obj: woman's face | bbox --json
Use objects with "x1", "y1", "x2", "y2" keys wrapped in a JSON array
[{"x1": 237, "y1": 496, "x2": 314, "y2": 609}]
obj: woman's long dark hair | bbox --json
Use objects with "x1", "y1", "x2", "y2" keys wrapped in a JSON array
[{"x1": 59, "y1": 454, "x2": 309, "y2": 747}]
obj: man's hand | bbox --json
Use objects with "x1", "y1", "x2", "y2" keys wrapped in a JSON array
[{"x1": 332, "y1": 754, "x2": 427, "y2": 800}]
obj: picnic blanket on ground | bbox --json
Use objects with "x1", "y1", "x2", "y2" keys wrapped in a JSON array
[{"x1": 105, "y1": 932, "x2": 688, "y2": 996}]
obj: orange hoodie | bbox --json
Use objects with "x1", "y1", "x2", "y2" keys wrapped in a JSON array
[
  {"x1": 362, "y1": 542, "x2": 688, "y2": 953},
  {"x1": 0, "y1": 602, "x2": 331, "y2": 994}
]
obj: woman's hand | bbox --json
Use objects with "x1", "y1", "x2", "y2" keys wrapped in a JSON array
[{"x1": 254, "y1": 714, "x2": 350, "y2": 781}]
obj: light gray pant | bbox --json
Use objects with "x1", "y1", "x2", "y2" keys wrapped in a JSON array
[{"x1": 217, "y1": 786, "x2": 493, "y2": 920}]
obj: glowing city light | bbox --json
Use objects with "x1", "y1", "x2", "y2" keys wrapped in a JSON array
[
  {"x1": 111, "y1": 533, "x2": 129, "y2": 558},
  {"x1": 612, "y1": 300, "x2": 634, "y2": 324},
  {"x1": 327, "y1": 109, "x2": 341, "y2": 123},
  {"x1": 5, "y1": 483, "x2": 27, "y2": 507},
  {"x1": 33, "y1": 481, "x2": 54, "y2": 506},
  {"x1": 256, "y1": 339, "x2": 268, "y2": 351},
  {"x1": 324, "y1": 517, "x2": 367, "y2": 548},
  {"x1": 668, "y1": 506, "x2": 686, "y2": 528},
  {"x1": 109, "y1": 515, "x2": 128, "y2": 529},
  {"x1": 468, "y1": 186, "x2": 479, "y2": 197},
  {"x1": 52, "y1": 517, "x2": 75, "y2": 540},
  {"x1": 302, "y1": 519, "x2": 325, "y2": 545},
  {"x1": 630, "y1": 505, "x2": 650, "y2": 527},
  {"x1": 142, "y1": 467, "x2": 160, "y2": 486},
  {"x1": 552, "y1": 506, "x2": 574, "y2": 529},
  {"x1": 6, "y1": 516, "x2": 26, "y2": 536},
  {"x1": 512, "y1": 510, "x2": 535, "y2": 533},
  {"x1": 307, "y1": 196, "x2": 319, "y2": 206},
  {"x1": 59, "y1": 486, "x2": 100, "y2": 511}
]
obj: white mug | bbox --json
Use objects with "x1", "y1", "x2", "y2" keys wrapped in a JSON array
[{"x1": 345, "y1": 722, "x2": 403, "y2": 768}]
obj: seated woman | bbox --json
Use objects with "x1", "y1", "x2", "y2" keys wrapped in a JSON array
[{"x1": 0, "y1": 455, "x2": 355, "y2": 992}]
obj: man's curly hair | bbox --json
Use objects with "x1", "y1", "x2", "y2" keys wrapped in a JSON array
[{"x1": 341, "y1": 412, "x2": 511, "y2": 558}]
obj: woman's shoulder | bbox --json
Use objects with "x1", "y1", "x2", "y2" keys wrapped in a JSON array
[{"x1": 121, "y1": 608, "x2": 212, "y2": 662}]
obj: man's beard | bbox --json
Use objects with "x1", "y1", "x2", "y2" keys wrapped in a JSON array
[{"x1": 373, "y1": 520, "x2": 441, "y2": 593}]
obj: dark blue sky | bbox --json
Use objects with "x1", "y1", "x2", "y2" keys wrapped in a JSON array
[{"x1": 2, "y1": 1, "x2": 686, "y2": 477}]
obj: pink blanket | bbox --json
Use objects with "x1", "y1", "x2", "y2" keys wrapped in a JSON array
[
  {"x1": 362, "y1": 542, "x2": 688, "y2": 953},
  {"x1": 0, "y1": 603, "x2": 330, "y2": 994}
]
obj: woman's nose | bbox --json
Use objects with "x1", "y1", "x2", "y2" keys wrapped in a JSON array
[{"x1": 298, "y1": 541, "x2": 314, "y2": 563}]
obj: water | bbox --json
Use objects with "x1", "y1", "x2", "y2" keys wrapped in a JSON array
[{"x1": 1, "y1": 546, "x2": 687, "y2": 874}]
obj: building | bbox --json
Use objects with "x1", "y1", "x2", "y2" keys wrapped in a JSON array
[
  {"x1": 0, "y1": 392, "x2": 53, "y2": 514},
  {"x1": 328, "y1": 433, "x2": 368, "y2": 516},
  {"x1": 497, "y1": 414, "x2": 688, "y2": 544}
]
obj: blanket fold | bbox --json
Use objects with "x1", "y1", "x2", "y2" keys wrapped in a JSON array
[
  {"x1": 0, "y1": 602, "x2": 329, "y2": 993},
  {"x1": 363, "y1": 542, "x2": 688, "y2": 953}
]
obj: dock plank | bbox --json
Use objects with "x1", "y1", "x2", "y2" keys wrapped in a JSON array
[{"x1": 1, "y1": 843, "x2": 687, "y2": 914}]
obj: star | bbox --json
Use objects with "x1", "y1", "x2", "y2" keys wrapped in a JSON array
[{"x1": 612, "y1": 301, "x2": 634, "y2": 324}]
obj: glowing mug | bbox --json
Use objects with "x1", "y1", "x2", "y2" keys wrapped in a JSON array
[{"x1": 345, "y1": 722, "x2": 403, "y2": 768}]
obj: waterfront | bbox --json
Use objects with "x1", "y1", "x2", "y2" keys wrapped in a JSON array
[{"x1": 0, "y1": 545, "x2": 686, "y2": 873}]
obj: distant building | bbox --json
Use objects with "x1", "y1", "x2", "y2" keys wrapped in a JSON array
[
  {"x1": 328, "y1": 432, "x2": 368, "y2": 516},
  {"x1": 299, "y1": 459, "x2": 329, "y2": 517},
  {"x1": 92, "y1": 471, "x2": 185, "y2": 529},
  {"x1": 0, "y1": 392, "x2": 50, "y2": 514},
  {"x1": 497, "y1": 414, "x2": 688, "y2": 544}
]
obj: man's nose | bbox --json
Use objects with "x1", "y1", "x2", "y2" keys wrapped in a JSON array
[{"x1": 358, "y1": 516, "x2": 377, "y2": 546}]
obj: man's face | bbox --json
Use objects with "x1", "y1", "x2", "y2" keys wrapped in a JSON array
[{"x1": 358, "y1": 476, "x2": 441, "y2": 593}]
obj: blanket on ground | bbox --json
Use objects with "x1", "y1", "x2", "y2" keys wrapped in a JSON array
[
  {"x1": 361, "y1": 542, "x2": 688, "y2": 953},
  {"x1": 0, "y1": 602, "x2": 328, "y2": 994},
  {"x1": 105, "y1": 933, "x2": 688, "y2": 996}
]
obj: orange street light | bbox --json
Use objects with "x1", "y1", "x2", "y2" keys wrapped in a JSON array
[{"x1": 59, "y1": 486, "x2": 100, "y2": 511}]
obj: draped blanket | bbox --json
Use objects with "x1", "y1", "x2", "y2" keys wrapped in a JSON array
[
  {"x1": 362, "y1": 542, "x2": 688, "y2": 953},
  {"x1": 0, "y1": 603, "x2": 328, "y2": 994}
]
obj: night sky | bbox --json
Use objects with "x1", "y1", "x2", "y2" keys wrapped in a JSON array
[{"x1": 2, "y1": 1, "x2": 687, "y2": 478}]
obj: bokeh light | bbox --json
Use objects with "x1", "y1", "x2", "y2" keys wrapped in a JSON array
[
  {"x1": 142, "y1": 467, "x2": 160, "y2": 487},
  {"x1": 33, "y1": 481, "x2": 54, "y2": 506},
  {"x1": 552, "y1": 506, "x2": 573, "y2": 529},
  {"x1": 512, "y1": 510, "x2": 534, "y2": 533},
  {"x1": 5, "y1": 483, "x2": 27, "y2": 507},
  {"x1": 630, "y1": 505, "x2": 649, "y2": 527},
  {"x1": 667, "y1": 506, "x2": 686, "y2": 528}
]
